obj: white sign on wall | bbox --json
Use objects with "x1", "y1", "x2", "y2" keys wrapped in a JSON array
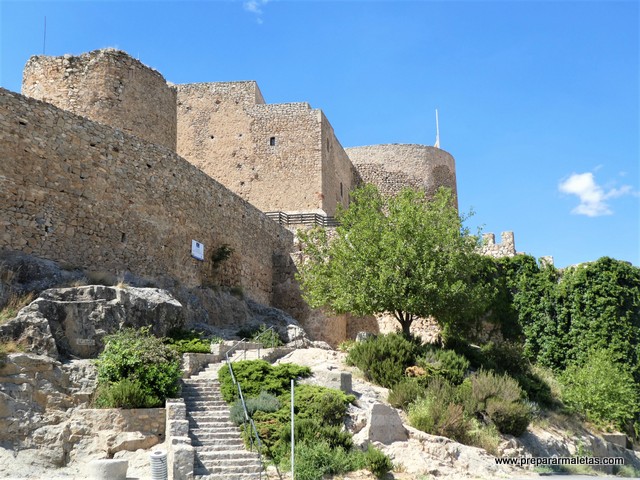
[{"x1": 191, "y1": 240, "x2": 204, "y2": 261}]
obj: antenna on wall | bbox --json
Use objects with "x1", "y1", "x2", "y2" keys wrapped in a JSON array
[
  {"x1": 434, "y1": 109, "x2": 440, "y2": 149},
  {"x1": 42, "y1": 16, "x2": 47, "y2": 55}
]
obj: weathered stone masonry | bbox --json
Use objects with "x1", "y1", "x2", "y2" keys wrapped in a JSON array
[{"x1": 0, "y1": 88, "x2": 292, "y2": 305}]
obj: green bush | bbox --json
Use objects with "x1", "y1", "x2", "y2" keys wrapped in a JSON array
[
  {"x1": 291, "y1": 384, "x2": 354, "y2": 426},
  {"x1": 347, "y1": 333, "x2": 424, "y2": 388},
  {"x1": 479, "y1": 341, "x2": 530, "y2": 377},
  {"x1": 218, "y1": 360, "x2": 311, "y2": 402},
  {"x1": 418, "y1": 346, "x2": 470, "y2": 385},
  {"x1": 94, "y1": 378, "x2": 159, "y2": 408},
  {"x1": 408, "y1": 377, "x2": 469, "y2": 442},
  {"x1": 363, "y1": 444, "x2": 393, "y2": 478},
  {"x1": 560, "y1": 348, "x2": 640, "y2": 433},
  {"x1": 164, "y1": 328, "x2": 222, "y2": 354},
  {"x1": 229, "y1": 390, "x2": 281, "y2": 425},
  {"x1": 486, "y1": 397, "x2": 531, "y2": 436},
  {"x1": 281, "y1": 440, "x2": 363, "y2": 480},
  {"x1": 464, "y1": 370, "x2": 531, "y2": 436},
  {"x1": 388, "y1": 377, "x2": 424, "y2": 410},
  {"x1": 95, "y1": 327, "x2": 181, "y2": 406}
]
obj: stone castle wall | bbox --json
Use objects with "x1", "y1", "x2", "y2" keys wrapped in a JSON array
[
  {"x1": 176, "y1": 83, "x2": 353, "y2": 216},
  {"x1": 480, "y1": 232, "x2": 517, "y2": 258},
  {"x1": 345, "y1": 144, "x2": 458, "y2": 206},
  {"x1": 0, "y1": 88, "x2": 293, "y2": 305},
  {"x1": 22, "y1": 49, "x2": 177, "y2": 150}
]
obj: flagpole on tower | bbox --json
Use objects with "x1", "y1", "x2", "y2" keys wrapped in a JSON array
[{"x1": 434, "y1": 109, "x2": 440, "y2": 149}]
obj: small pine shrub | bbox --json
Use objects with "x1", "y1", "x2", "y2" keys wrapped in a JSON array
[
  {"x1": 218, "y1": 360, "x2": 311, "y2": 402},
  {"x1": 229, "y1": 391, "x2": 281, "y2": 425},
  {"x1": 363, "y1": 444, "x2": 393, "y2": 478},
  {"x1": 418, "y1": 347, "x2": 470, "y2": 385},
  {"x1": 292, "y1": 384, "x2": 354, "y2": 426},
  {"x1": 347, "y1": 333, "x2": 424, "y2": 388},
  {"x1": 388, "y1": 377, "x2": 424, "y2": 410}
]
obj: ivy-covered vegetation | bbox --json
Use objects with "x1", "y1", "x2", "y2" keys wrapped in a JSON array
[
  {"x1": 218, "y1": 360, "x2": 392, "y2": 479},
  {"x1": 95, "y1": 327, "x2": 181, "y2": 408}
]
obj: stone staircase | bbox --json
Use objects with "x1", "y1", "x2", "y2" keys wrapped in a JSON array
[{"x1": 183, "y1": 362, "x2": 264, "y2": 480}]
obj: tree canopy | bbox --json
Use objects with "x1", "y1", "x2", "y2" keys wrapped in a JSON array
[{"x1": 297, "y1": 185, "x2": 496, "y2": 338}]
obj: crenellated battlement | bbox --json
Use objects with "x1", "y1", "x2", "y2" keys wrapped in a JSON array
[{"x1": 481, "y1": 231, "x2": 517, "y2": 258}]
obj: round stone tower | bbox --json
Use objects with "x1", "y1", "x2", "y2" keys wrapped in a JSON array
[
  {"x1": 345, "y1": 144, "x2": 458, "y2": 207},
  {"x1": 22, "y1": 48, "x2": 177, "y2": 150}
]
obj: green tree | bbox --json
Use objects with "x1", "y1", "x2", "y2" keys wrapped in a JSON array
[{"x1": 297, "y1": 185, "x2": 495, "y2": 338}]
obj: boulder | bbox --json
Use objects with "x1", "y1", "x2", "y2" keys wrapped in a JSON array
[
  {"x1": 109, "y1": 432, "x2": 160, "y2": 456},
  {"x1": 353, "y1": 403, "x2": 408, "y2": 445},
  {"x1": 1, "y1": 285, "x2": 184, "y2": 358}
]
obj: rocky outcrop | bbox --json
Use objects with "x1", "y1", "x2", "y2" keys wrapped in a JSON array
[{"x1": 0, "y1": 285, "x2": 184, "y2": 359}]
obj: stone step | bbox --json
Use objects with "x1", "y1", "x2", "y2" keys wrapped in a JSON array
[
  {"x1": 195, "y1": 449, "x2": 260, "y2": 460},
  {"x1": 190, "y1": 426, "x2": 240, "y2": 435},
  {"x1": 194, "y1": 463, "x2": 263, "y2": 475},
  {"x1": 194, "y1": 475, "x2": 262, "y2": 480},
  {"x1": 190, "y1": 439, "x2": 245, "y2": 448},
  {"x1": 188, "y1": 415, "x2": 232, "y2": 423},
  {"x1": 184, "y1": 400, "x2": 229, "y2": 411}
]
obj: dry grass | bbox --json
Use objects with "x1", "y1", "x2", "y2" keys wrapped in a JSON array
[
  {"x1": 0, "y1": 292, "x2": 35, "y2": 324},
  {"x1": 0, "y1": 339, "x2": 25, "y2": 354}
]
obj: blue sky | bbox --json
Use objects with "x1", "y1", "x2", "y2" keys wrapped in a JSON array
[{"x1": 1, "y1": 0, "x2": 638, "y2": 267}]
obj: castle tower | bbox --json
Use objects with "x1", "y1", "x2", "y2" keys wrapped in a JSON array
[
  {"x1": 22, "y1": 49, "x2": 177, "y2": 150},
  {"x1": 345, "y1": 144, "x2": 458, "y2": 207}
]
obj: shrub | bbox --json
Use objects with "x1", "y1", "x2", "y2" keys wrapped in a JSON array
[
  {"x1": 408, "y1": 377, "x2": 469, "y2": 442},
  {"x1": 347, "y1": 333, "x2": 424, "y2": 388},
  {"x1": 95, "y1": 327, "x2": 181, "y2": 406},
  {"x1": 418, "y1": 346, "x2": 470, "y2": 385},
  {"x1": 479, "y1": 341, "x2": 530, "y2": 377},
  {"x1": 291, "y1": 384, "x2": 354, "y2": 426},
  {"x1": 235, "y1": 324, "x2": 284, "y2": 347},
  {"x1": 363, "y1": 444, "x2": 393, "y2": 478},
  {"x1": 486, "y1": 397, "x2": 531, "y2": 436},
  {"x1": 94, "y1": 378, "x2": 159, "y2": 408},
  {"x1": 281, "y1": 440, "x2": 363, "y2": 480},
  {"x1": 464, "y1": 370, "x2": 531, "y2": 436},
  {"x1": 218, "y1": 360, "x2": 311, "y2": 402},
  {"x1": 560, "y1": 348, "x2": 640, "y2": 432},
  {"x1": 229, "y1": 390, "x2": 281, "y2": 425},
  {"x1": 388, "y1": 377, "x2": 424, "y2": 410},
  {"x1": 164, "y1": 328, "x2": 221, "y2": 354}
]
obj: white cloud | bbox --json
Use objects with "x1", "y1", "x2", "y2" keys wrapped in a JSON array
[
  {"x1": 243, "y1": 0, "x2": 269, "y2": 22},
  {"x1": 558, "y1": 171, "x2": 635, "y2": 217}
]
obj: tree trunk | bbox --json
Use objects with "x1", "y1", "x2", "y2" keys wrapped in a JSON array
[{"x1": 394, "y1": 311, "x2": 414, "y2": 338}]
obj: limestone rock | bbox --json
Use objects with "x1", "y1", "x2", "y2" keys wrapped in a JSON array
[
  {"x1": 108, "y1": 432, "x2": 160, "y2": 456},
  {"x1": 0, "y1": 285, "x2": 184, "y2": 358},
  {"x1": 353, "y1": 403, "x2": 407, "y2": 445}
]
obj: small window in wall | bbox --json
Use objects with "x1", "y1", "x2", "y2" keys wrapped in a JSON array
[
  {"x1": 269, "y1": 136, "x2": 276, "y2": 146},
  {"x1": 340, "y1": 182, "x2": 343, "y2": 198}
]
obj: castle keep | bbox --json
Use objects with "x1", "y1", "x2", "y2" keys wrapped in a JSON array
[{"x1": 1, "y1": 48, "x2": 516, "y2": 342}]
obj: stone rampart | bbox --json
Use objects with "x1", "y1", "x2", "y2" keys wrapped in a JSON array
[
  {"x1": 0, "y1": 87, "x2": 293, "y2": 305},
  {"x1": 480, "y1": 232, "x2": 517, "y2": 258},
  {"x1": 345, "y1": 144, "x2": 458, "y2": 206},
  {"x1": 22, "y1": 49, "x2": 177, "y2": 150}
]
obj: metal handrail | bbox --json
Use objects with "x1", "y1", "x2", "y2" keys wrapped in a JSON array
[
  {"x1": 225, "y1": 351, "x2": 265, "y2": 479},
  {"x1": 265, "y1": 211, "x2": 339, "y2": 227},
  {"x1": 224, "y1": 337, "x2": 284, "y2": 480}
]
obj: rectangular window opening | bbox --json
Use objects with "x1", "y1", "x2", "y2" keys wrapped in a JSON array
[{"x1": 269, "y1": 136, "x2": 276, "y2": 146}]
